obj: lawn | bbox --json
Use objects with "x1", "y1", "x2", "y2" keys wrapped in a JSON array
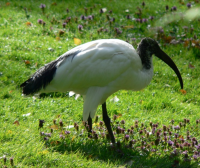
[{"x1": 0, "y1": 0, "x2": 200, "y2": 167}]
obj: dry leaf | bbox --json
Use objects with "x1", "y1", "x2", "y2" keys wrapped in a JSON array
[
  {"x1": 123, "y1": 25, "x2": 134, "y2": 29},
  {"x1": 24, "y1": 60, "x2": 30, "y2": 65},
  {"x1": 180, "y1": 89, "x2": 187, "y2": 94},
  {"x1": 56, "y1": 114, "x2": 61, "y2": 118},
  {"x1": 6, "y1": 2, "x2": 10, "y2": 6},
  {"x1": 51, "y1": 141, "x2": 60, "y2": 145},
  {"x1": 179, "y1": 135, "x2": 184, "y2": 139},
  {"x1": 56, "y1": 37, "x2": 60, "y2": 41},
  {"x1": 59, "y1": 30, "x2": 65, "y2": 36},
  {"x1": 192, "y1": 40, "x2": 200, "y2": 46},
  {"x1": 51, "y1": 2, "x2": 57, "y2": 6},
  {"x1": 74, "y1": 38, "x2": 81, "y2": 45},
  {"x1": 50, "y1": 125, "x2": 59, "y2": 130},
  {"x1": 116, "y1": 113, "x2": 122, "y2": 119},
  {"x1": 163, "y1": 36, "x2": 174, "y2": 43},
  {"x1": 184, "y1": 40, "x2": 190, "y2": 47},
  {"x1": 188, "y1": 63, "x2": 195, "y2": 69},
  {"x1": 13, "y1": 120, "x2": 20, "y2": 126},
  {"x1": 26, "y1": 22, "x2": 32, "y2": 26},
  {"x1": 71, "y1": 135, "x2": 75, "y2": 141}
]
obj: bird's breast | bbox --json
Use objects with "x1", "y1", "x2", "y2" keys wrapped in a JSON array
[
  {"x1": 132, "y1": 68, "x2": 154, "y2": 91},
  {"x1": 110, "y1": 66, "x2": 154, "y2": 91}
]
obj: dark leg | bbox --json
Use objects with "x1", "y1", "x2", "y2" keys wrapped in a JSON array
[
  {"x1": 87, "y1": 115, "x2": 92, "y2": 137},
  {"x1": 102, "y1": 102, "x2": 115, "y2": 144}
]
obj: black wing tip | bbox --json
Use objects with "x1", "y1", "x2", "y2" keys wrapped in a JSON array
[
  {"x1": 20, "y1": 81, "x2": 28, "y2": 88},
  {"x1": 20, "y1": 80, "x2": 29, "y2": 95},
  {"x1": 20, "y1": 61, "x2": 57, "y2": 95},
  {"x1": 20, "y1": 48, "x2": 80, "y2": 95},
  {"x1": 20, "y1": 78, "x2": 36, "y2": 95}
]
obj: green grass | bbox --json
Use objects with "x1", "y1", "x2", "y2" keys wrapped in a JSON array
[{"x1": 1, "y1": 0, "x2": 200, "y2": 167}]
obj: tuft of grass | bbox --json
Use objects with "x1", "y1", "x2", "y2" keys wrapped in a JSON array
[{"x1": 1, "y1": 0, "x2": 200, "y2": 167}]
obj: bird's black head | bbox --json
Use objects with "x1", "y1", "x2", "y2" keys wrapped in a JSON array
[
  {"x1": 137, "y1": 37, "x2": 183, "y2": 89},
  {"x1": 137, "y1": 37, "x2": 160, "y2": 54},
  {"x1": 137, "y1": 38, "x2": 160, "y2": 69}
]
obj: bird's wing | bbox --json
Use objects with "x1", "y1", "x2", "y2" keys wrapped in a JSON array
[{"x1": 51, "y1": 39, "x2": 141, "y2": 93}]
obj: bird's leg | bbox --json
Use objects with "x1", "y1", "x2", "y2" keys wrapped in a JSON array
[
  {"x1": 102, "y1": 102, "x2": 115, "y2": 144},
  {"x1": 87, "y1": 114, "x2": 92, "y2": 137}
]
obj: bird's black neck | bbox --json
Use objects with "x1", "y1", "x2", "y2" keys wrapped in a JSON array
[{"x1": 137, "y1": 43, "x2": 152, "y2": 70}]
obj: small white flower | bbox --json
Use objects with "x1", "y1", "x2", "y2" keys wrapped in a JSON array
[
  {"x1": 69, "y1": 91, "x2": 75, "y2": 97},
  {"x1": 110, "y1": 96, "x2": 119, "y2": 102},
  {"x1": 69, "y1": 91, "x2": 80, "y2": 100},
  {"x1": 75, "y1": 94, "x2": 80, "y2": 100},
  {"x1": 102, "y1": 8, "x2": 107, "y2": 12},
  {"x1": 48, "y1": 48, "x2": 54, "y2": 52},
  {"x1": 22, "y1": 113, "x2": 31, "y2": 117}
]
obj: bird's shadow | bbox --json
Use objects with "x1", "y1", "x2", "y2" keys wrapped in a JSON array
[
  {"x1": 46, "y1": 137, "x2": 197, "y2": 168},
  {"x1": 39, "y1": 92, "x2": 67, "y2": 98}
]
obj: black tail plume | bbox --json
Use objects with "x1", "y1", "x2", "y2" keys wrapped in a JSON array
[
  {"x1": 20, "y1": 60, "x2": 57, "y2": 95},
  {"x1": 20, "y1": 50, "x2": 81, "y2": 95}
]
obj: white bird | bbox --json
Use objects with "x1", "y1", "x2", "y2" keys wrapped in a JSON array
[{"x1": 20, "y1": 38, "x2": 183, "y2": 144}]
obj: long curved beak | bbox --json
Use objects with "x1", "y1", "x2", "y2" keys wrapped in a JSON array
[{"x1": 155, "y1": 49, "x2": 183, "y2": 89}]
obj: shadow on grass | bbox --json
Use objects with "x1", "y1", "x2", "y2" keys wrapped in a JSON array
[
  {"x1": 39, "y1": 92, "x2": 68, "y2": 98},
  {"x1": 44, "y1": 137, "x2": 197, "y2": 168}
]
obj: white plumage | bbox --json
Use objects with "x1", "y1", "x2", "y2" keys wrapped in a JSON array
[
  {"x1": 21, "y1": 38, "x2": 183, "y2": 144},
  {"x1": 40, "y1": 39, "x2": 153, "y2": 121}
]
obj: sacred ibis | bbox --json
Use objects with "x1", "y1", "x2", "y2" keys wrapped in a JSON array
[{"x1": 20, "y1": 38, "x2": 183, "y2": 144}]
